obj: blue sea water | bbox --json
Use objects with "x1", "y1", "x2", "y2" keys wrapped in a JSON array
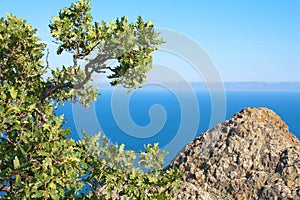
[{"x1": 57, "y1": 90, "x2": 300, "y2": 165}]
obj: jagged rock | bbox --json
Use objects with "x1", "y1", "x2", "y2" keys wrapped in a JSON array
[{"x1": 169, "y1": 107, "x2": 300, "y2": 200}]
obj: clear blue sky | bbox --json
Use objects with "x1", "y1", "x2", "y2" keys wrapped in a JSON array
[{"x1": 1, "y1": 1, "x2": 299, "y2": 82}]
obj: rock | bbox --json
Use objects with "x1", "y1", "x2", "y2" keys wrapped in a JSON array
[{"x1": 169, "y1": 107, "x2": 300, "y2": 200}]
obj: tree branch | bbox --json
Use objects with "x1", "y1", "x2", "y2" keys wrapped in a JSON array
[
  {"x1": 40, "y1": 42, "x2": 114, "y2": 102},
  {"x1": 53, "y1": 101, "x2": 60, "y2": 110},
  {"x1": 42, "y1": 49, "x2": 50, "y2": 73},
  {"x1": 0, "y1": 185, "x2": 10, "y2": 193},
  {"x1": 33, "y1": 108, "x2": 48, "y2": 123},
  {"x1": 2, "y1": 135, "x2": 17, "y2": 147},
  {"x1": 40, "y1": 81, "x2": 74, "y2": 102}
]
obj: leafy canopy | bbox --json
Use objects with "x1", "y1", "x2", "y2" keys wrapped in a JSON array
[{"x1": 0, "y1": 0, "x2": 181, "y2": 199}]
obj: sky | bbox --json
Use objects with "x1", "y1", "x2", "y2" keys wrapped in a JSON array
[{"x1": 0, "y1": 0, "x2": 299, "y2": 82}]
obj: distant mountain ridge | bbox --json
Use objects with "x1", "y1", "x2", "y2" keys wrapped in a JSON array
[
  {"x1": 191, "y1": 82, "x2": 300, "y2": 91},
  {"x1": 97, "y1": 81, "x2": 300, "y2": 91},
  {"x1": 214, "y1": 82, "x2": 300, "y2": 91}
]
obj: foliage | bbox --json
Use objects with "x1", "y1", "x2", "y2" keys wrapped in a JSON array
[
  {"x1": 79, "y1": 133, "x2": 181, "y2": 199},
  {"x1": 0, "y1": 0, "x2": 181, "y2": 199}
]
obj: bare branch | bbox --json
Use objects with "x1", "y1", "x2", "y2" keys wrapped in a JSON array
[
  {"x1": 42, "y1": 49, "x2": 50, "y2": 72},
  {"x1": 53, "y1": 101, "x2": 60, "y2": 110},
  {"x1": 0, "y1": 185, "x2": 10, "y2": 193},
  {"x1": 33, "y1": 108, "x2": 48, "y2": 123},
  {"x1": 3, "y1": 135, "x2": 17, "y2": 147}
]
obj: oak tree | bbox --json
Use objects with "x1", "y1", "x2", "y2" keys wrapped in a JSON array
[{"x1": 0, "y1": 0, "x2": 181, "y2": 199}]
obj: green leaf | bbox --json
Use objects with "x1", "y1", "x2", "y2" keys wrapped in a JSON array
[
  {"x1": 9, "y1": 87, "x2": 17, "y2": 98},
  {"x1": 15, "y1": 174, "x2": 21, "y2": 185},
  {"x1": 13, "y1": 156, "x2": 20, "y2": 169},
  {"x1": 28, "y1": 104, "x2": 36, "y2": 111},
  {"x1": 49, "y1": 181, "x2": 56, "y2": 190}
]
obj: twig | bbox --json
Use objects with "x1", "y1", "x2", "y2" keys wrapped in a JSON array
[
  {"x1": 53, "y1": 101, "x2": 60, "y2": 110},
  {"x1": 3, "y1": 135, "x2": 17, "y2": 147},
  {"x1": 33, "y1": 108, "x2": 48, "y2": 123},
  {"x1": 43, "y1": 49, "x2": 50, "y2": 72}
]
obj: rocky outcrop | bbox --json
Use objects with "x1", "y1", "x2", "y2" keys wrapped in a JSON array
[{"x1": 170, "y1": 107, "x2": 300, "y2": 199}]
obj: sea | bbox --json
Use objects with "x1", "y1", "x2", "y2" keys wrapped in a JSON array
[{"x1": 56, "y1": 87, "x2": 300, "y2": 165}]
